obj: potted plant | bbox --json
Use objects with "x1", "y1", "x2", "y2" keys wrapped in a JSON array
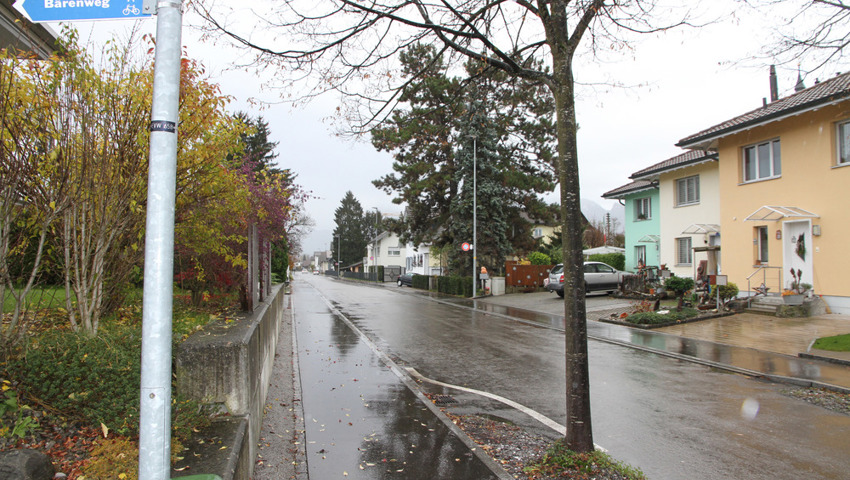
[
  {"x1": 781, "y1": 289, "x2": 804, "y2": 305},
  {"x1": 783, "y1": 269, "x2": 811, "y2": 305}
]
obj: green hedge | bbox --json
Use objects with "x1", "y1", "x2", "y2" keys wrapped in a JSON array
[
  {"x1": 587, "y1": 253, "x2": 625, "y2": 271},
  {"x1": 434, "y1": 275, "x2": 473, "y2": 297},
  {"x1": 627, "y1": 308, "x2": 699, "y2": 325},
  {"x1": 528, "y1": 251, "x2": 552, "y2": 265},
  {"x1": 412, "y1": 274, "x2": 430, "y2": 290}
]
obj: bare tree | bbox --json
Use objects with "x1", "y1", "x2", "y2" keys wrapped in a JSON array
[
  {"x1": 284, "y1": 200, "x2": 315, "y2": 258},
  {"x1": 0, "y1": 50, "x2": 71, "y2": 356},
  {"x1": 742, "y1": 0, "x2": 850, "y2": 74},
  {"x1": 195, "y1": 0, "x2": 692, "y2": 452}
]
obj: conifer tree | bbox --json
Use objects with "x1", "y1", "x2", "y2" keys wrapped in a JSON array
[{"x1": 331, "y1": 191, "x2": 368, "y2": 269}]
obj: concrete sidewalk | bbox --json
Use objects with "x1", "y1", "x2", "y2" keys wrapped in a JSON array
[{"x1": 652, "y1": 312, "x2": 850, "y2": 365}]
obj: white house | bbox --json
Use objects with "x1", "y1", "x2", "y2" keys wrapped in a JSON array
[
  {"x1": 366, "y1": 231, "x2": 407, "y2": 272},
  {"x1": 630, "y1": 150, "x2": 722, "y2": 279},
  {"x1": 405, "y1": 243, "x2": 447, "y2": 276}
]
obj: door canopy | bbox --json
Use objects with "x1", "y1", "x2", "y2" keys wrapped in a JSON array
[{"x1": 744, "y1": 206, "x2": 819, "y2": 222}]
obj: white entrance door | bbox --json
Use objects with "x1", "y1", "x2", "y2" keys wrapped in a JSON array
[
  {"x1": 783, "y1": 221, "x2": 813, "y2": 291},
  {"x1": 709, "y1": 233, "x2": 721, "y2": 274}
]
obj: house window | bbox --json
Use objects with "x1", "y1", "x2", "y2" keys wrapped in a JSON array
[
  {"x1": 743, "y1": 139, "x2": 781, "y2": 181},
  {"x1": 756, "y1": 226, "x2": 769, "y2": 263},
  {"x1": 676, "y1": 237, "x2": 692, "y2": 266},
  {"x1": 532, "y1": 228, "x2": 543, "y2": 238},
  {"x1": 635, "y1": 197, "x2": 651, "y2": 220},
  {"x1": 388, "y1": 248, "x2": 401, "y2": 257},
  {"x1": 838, "y1": 120, "x2": 850, "y2": 165},
  {"x1": 676, "y1": 175, "x2": 700, "y2": 206},
  {"x1": 635, "y1": 245, "x2": 647, "y2": 267}
]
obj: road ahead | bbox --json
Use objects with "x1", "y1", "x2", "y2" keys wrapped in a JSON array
[{"x1": 297, "y1": 274, "x2": 850, "y2": 479}]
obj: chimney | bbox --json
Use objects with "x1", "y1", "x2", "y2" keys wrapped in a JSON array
[{"x1": 769, "y1": 65, "x2": 779, "y2": 102}]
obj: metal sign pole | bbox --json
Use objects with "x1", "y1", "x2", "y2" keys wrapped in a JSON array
[{"x1": 138, "y1": 2, "x2": 182, "y2": 479}]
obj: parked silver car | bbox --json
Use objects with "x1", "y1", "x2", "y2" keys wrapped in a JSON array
[{"x1": 545, "y1": 261, "x2": 626, "y2": 298}]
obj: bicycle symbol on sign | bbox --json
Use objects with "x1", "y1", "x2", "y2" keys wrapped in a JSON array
[{"x1": 123, "y1": 3, "x2": 140, "y2": 15}]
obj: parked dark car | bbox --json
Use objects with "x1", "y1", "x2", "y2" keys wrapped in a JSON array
[
  {"x1": 544, "y1": 261, "x2": 626, "y2": 298},
  {"x1": 397, "y1": 273, "x2": 417, "y2": 287}
]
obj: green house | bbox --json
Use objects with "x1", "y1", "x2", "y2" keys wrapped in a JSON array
[{"x1": 603, "y1": 180, "x2": 659, "y2": 272}]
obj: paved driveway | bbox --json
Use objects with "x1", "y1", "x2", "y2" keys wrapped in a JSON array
[{"x1": 479, "y1": 290, "x2": 636, "y2": 318}]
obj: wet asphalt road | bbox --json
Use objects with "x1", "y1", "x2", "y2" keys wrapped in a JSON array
[
  {"x1": 294, "y1": 279, "x2": 500, "y2": 479},
  {"x1": 296, "y1": 274, "x2": 850, "y2": 480}
]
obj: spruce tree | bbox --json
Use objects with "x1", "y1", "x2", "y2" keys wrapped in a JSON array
[{"x1": 331, "y1": 191, "x2": 368, "y2": 269}]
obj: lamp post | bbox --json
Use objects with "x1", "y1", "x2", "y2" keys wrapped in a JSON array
[
  {"x1": 471, "y1": 135, "x2": 477, "y2": 298},
  {"x1": 372, "y1": 207, "x2": 379, "y2": 278},
  {"x1": 334, "y1": 234, "x2": 341, "y2": 278}
]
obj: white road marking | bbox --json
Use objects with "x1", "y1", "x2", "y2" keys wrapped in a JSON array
[{"x1": 406, "y1": 366, "x2": 607, "y2": 452}]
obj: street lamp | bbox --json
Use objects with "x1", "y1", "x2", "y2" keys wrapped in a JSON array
[
  {"x1": 470, "y1": 135, "x2": 477, "y2": 298},
  {"x1": 371, "y1": 207, "x2": 379, "y2": 277},
  {"x1": 334, "y1": 234, "x2": 341, "y2": 278}
]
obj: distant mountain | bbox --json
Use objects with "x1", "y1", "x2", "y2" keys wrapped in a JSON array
[{"x1": 581, "y1": 198, "x2": 625, "y2": 232}]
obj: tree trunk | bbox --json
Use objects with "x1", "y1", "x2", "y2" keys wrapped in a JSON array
[{"x1": 553, "y1": 55, "x2": 594, "y2": 453}]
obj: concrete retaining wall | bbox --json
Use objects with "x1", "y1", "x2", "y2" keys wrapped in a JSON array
[{"x1": 174, "y1": 284, "x2": 286, "y2": 480}]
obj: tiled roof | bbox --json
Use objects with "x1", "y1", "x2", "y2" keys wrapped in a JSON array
[
  {"x1": 629, "y1": 150, "x2": 717, "y2": 180},
  {"x1": 602, "y1": 180, "x2": 655, "y2": 199},
  {"x1": 678, "y1": 71, "x2": 850, "y2": 148}
]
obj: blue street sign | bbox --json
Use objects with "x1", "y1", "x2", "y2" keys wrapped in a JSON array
[{"x1": 14, "y1": 0, "x2": 151, "y2": 23}]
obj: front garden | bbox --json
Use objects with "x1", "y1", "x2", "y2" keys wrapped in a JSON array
[
  {"x1": 605, "y1": 276, "x2": 739, "y2": 328},
  {"x1": 1, "y1": 288, "x2": 236, "y2": 478}
]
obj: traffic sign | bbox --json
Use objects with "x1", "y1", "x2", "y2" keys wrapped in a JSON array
[
  {"x1": 14, "y1": 0, "x2": 151, "y2": 23},
  {"x1": 462, "y1": 242, "x2": 471, "y2": 251}
]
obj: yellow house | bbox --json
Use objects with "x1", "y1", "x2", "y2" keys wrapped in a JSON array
[{"x1": 677, "y1": 71, "x2": 850, "y2": 314}]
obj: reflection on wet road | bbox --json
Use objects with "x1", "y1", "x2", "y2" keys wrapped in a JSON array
[{"x1": 293, "y1": 281, "x2": 499, "y2": 479}]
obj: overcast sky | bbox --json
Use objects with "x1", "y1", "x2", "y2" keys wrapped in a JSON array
[{"x1": 51, "y1": 1, "x2": 839, "y2": 256}]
